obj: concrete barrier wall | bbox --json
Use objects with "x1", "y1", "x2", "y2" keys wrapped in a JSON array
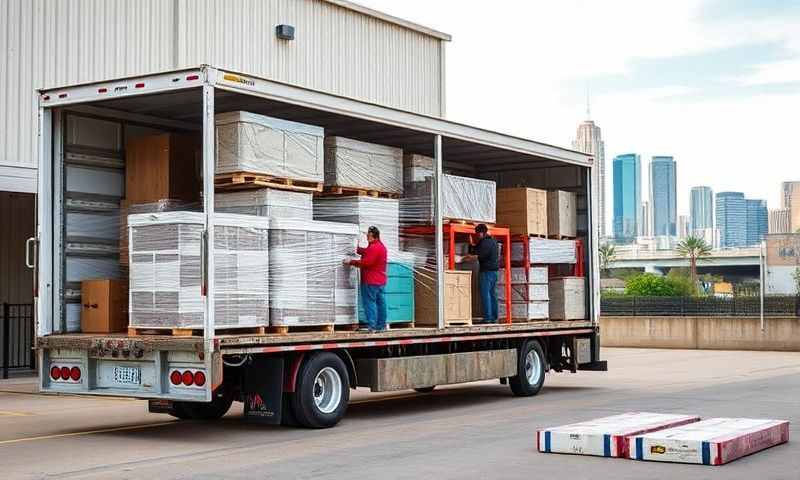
[{"x1": 601, "y1": 316, "x2": 800, "y2": 352}]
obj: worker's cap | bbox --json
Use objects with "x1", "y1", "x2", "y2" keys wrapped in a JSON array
[{"x1": 474, "y1": 224, "x2": 488, "y2": 234}]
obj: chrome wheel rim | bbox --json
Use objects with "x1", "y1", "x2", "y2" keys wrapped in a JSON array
[
  {"x1": 524, "y1": 349, "x2": 542, "y2": 385},
  {"x1": 313, "y1": 367, "x2": 342, "y2": 414}
]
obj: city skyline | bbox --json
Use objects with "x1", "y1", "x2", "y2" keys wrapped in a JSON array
[
  {"x1": 613, "y1": 153, "x2": 641, "y2": 242},
  {"x1": 573, "y1": 108, "x2": 607, "y2": 238},
  {"x1": 649, "y1": 156, "x2": 677, "y2": 236}
]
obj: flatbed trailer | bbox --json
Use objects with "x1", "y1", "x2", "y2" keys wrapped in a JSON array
[{"x1": 32, "y1": 66, "x2": 604, "y2": 428}]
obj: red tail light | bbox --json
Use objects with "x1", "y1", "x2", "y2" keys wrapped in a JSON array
[
  {"x1": 135, "y1": 82, "x2": 145, "y2": 88},
  {"x1": 193, "y1": 371, "x2": 206, "y2": 387},
  {"x1": 186, "y1": 74, "x2": 199, "y2": 81},
  {"x1": 60, "y1": 366, "x2": 71, "y2": 380},
  {"x1": 170, "y1": 370, "x2": 182, "y2": 386},
  {"x1": 50, "y1": 366, "x2": 61, "y2": 380},
  {"x1": 182, "y1": 371, "x2": 194, "y2": 386},
  {"x1": 70, "y1": 367, "x2": 81, "y2": 381}
]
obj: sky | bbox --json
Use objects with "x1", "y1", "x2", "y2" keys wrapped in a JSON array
[{"x1": 358, "y1": 0, "x2": 800, "y2": 225}]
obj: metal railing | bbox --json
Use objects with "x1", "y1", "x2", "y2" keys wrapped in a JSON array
[
  {"x1": 1, "y1": 303, "x2": 36, "y2": 378},
  {"x1": 601, "y1": 295, "x2": 800, "y2": 317}
]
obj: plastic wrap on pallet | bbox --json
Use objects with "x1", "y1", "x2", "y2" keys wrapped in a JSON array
[
  {"x1": 313, "y1": 196, "x2": 400, "y2": 255},
  {"x1": 215, "y1": 111, "x2": 324, "y2": 182},
  {"x1": 66, "y1": 211, "x2": 120, "y2": 241},
  {"x1": 403, "y1": 153, "x2": 434, "y2": 184},
  {"x1": 215, "y1": 188, "x2": 313, "y2": 220},
  {"x1": 324, "y1": 136, "x2": 403, "y2": 194},
  {"x1": 511, "y1": 238, "x2": 577, "y2": 264},
  {"x1": 269, "y1": 218, "x2": 360, "y2": 326},
  {"x1": 120, "y1": 199, "x2": 200, "y2": 266},
  {"x1": 498, "y1": 266, "x2": 548, "y2": 284},
  {"x1": 128, "y1": 211, "x2": 270, "y2": 329},
  {"x1": 402, "y1": 174, "x2": 496, "y2": 224}
]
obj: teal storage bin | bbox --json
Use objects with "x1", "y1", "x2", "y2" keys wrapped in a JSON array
[{"x1": 358, "y1": 262, "x2": 415, "y2": 324}]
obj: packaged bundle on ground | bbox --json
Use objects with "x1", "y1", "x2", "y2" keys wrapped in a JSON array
[
  {"x1": 629, "y1": 417, "x2": 789, "y2": 465},
  {"x1": 496, "y1": 187, "x2": 547, "y2": 236},
  {"x1": 547, "y1": 190, "x2": 577, "y2": 238},
  {"x1": 215, "y1": 111, "x2": 324, "y2": 182},
  {"x1": 269, "y1": 218, "x2": 359, "y2": 327},
  {"x1": 549, "y1": 277, "x2": 585, "y2": 320},
  {"x1": 128, "y1": 211, "x2": 270, "y2": 330},
  {"x1": 215, "y1": 188, "x2": 312, "y2": 220},
  {"x1": 538, "y1": 412, "x2": 701, "y2": 458},
  {"x1": 313, "y1": 196, "x2": 400, "y2": 254},
  {"x1": 324, "y1": 137, "x2": 403, "y2": 194},
  {"x1": 511, "y1": 237, "x2": 577, "y2": 264}
]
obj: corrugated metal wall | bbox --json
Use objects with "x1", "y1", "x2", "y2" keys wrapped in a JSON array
[{"x1": 0, "y1": 0, "x2": 445, "y2": 184}]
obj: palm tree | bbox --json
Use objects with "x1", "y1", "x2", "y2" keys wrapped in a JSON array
[
  {"x1": 676, "y1": 235, "x2": 712, "y2": 287},
  {"x1": 598, "y1": 244, "x2": 616, "y2": 277}
]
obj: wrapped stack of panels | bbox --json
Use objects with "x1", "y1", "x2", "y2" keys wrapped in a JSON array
[
  {"x1": 547, "y1": 190, "x2": 577, "y2": 238},
  {"x1": 497, "y1": 266, "x2": 549, "y2": 321},
  {"x1": 538, "y1": 412, "x2": 701, "y2": 458},
  {"x1": 324, "y1": 137, "x2": 403, "y2": 194},
  {"x1": 511, "y1": 237, "x2": 577, "y2": 264},
  {"x1": 549, "y1": 277, "x2": 586, "y2": 320},
  {"x1": 269, "y1": 219, "x2": 359, "y2": 326},
  {"x1": 442, "y1": 174, "x2": 496, "y2": 223},
  {"x1": 120, "y1": 199, "x2": 199, "y2": 266},
  {"x1": 215, "y1": 111, "x2": 324, "y2": 183},
  {"x1": 312, "y1": 196, "x2": 400, "y2": 254},
  {"x1": 629, "y1": 418, "x2": 790, "y2": 465},
  {"x1": 128, "y1": 212, "x2": 269, "y2": 329},
  {"x1": 215, "y1": 188, "x2": 313, "y2": 220}
]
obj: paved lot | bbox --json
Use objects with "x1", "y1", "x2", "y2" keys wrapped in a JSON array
[{"x1": 1, "y1": 348, "x2": 799, "y2": 479}]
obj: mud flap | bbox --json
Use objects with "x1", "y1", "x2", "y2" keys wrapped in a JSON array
[{"x1": 243, "y1": 356, "x2": 284, "y2": 425}]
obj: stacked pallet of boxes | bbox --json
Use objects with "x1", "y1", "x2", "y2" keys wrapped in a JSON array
[{"x1": 497, "y1": 266, "x2": 549, "y2": 321}]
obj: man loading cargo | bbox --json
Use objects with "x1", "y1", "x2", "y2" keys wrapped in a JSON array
[
  {"x1": 346, "y1": 226, "x2": 388, "y2": 332},
  {"x1": 463, "y1": 224, "x2": 499, "y2": 323}
]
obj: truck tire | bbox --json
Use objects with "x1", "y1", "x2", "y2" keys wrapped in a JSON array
[
  {"x1": 171, "y1": 386, "x2": 233, "y2": 420},
  {"x1": 509, "y1": 340, "x2": 546, "y2": 397},
  {"x1": 291, "y1": 352, "x2": 350, "y2": 428},
  {"x1": 414, "y1": 386, "x2": 436, "y2": 393}
]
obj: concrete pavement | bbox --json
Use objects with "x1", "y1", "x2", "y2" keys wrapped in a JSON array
[{"x1": 1, "y1": 348, "x2": 799, "y2": 479}]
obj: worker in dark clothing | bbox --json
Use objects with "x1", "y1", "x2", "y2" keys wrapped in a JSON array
[
  {"x1": 463, "y1": 224, "x2": 499, "y2": 323},
  {"x1": 346, "y1": 226, "x2": 388, "y2": 332}
]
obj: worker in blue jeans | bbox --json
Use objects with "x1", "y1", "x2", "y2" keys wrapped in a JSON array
[
  {"x1": 463, "y1": 224, "x2": 499, "y2": 323},
  {"x1": 346, "y1": 226, "x2": 388, "y2": 332}
]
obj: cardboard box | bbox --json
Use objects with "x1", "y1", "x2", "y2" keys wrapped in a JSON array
[
  {"x1": 125, "y1": 133, "x2": 200, "y2": 203},
  {"x1": 81, "y1": 279, "x2": 128, "y2": 333},
  {"x1": 496, "y1": 187, "x2": 547, "y2": 236},
  {"x1": 547, "y1": 190, "x2": 577, "y2": 238},
  {"x1": 549, "y1": 277, "x2": 586, "y2": 320},
  {"x1": 499, "y1": 301, "x2": 549, "y2": 321},
  {"x1": 415, "y1": 270, "x2": 472, "y2": 326}
]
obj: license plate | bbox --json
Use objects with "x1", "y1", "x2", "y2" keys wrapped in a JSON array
[{"x1": 113, "y1": 366, "x2": 141, "y2": 386}]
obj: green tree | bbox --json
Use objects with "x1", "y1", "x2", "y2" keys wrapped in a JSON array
[
  {"x1": 676, "y1": 235, "x2": 712, "y2": 287},
  {"x1": 598, "y1": 244, "x2": 617, "y2": 277},
  {"x1": 625, "y1": 273, "x2": 692, "y2": 297},
  {"x1": 793, "y1": 267, "x2": 800, "y2": 295}
]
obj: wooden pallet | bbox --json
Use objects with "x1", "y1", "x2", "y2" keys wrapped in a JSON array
[
  {"x1": 317, "y1": 186, "x2": 400, "y2": 199},
  {"x1": 334, "y1": 323, "x2": 360, "y2": 332},
  {"x1": 547, "y1": 234, "x2": 577, "y2": 240},
  {"x1": 387, "y1": 321, "x2": 415, "y2": 330},
  {"x1": 443, "y1": 218, "x2": 495, "y2": 226},
  {"x1": 214, "y1": 172, "x2": 323, "y2": 193},
  {"x1": 128, "y1": 326, "x2": 267, "y2": 337},
  {"x1": 268, "y1": 324, "x2": 335, "y2": 335}
]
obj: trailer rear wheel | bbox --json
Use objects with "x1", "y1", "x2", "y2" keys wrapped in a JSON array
[
  {"x1": 291, "y1": 352, "x2": 350, "y2": 428},
  {"x1": 171, "y1": 386, "x2": 233, "y2": 420},
  {"x1": 509, "y1": 340, "x2": 545, "y2": 397}
]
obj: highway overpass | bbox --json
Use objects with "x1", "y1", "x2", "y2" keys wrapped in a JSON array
[{"x1": 608, "y1": 246, "x2": 761, "y2": 278}]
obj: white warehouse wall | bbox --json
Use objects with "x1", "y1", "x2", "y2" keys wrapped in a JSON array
[{"x1": 0, "y1": 0, "x2": 447, "y2": 193}]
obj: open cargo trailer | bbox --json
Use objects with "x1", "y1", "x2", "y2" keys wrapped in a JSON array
[{"x1": 31, "y1": 66, "x2": 605, "y2": 428}]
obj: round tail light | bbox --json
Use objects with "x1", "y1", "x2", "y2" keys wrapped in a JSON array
[
  {"x1": 70, "y1": 367, "x2": 81, "y2": 381},
  {"x1": 170, "y1": 370, "x2": 182, "y2": 386},
  {"x1": 193, "y1": 371, "x2": 206, "y2": 387},
  {"x1": 182, "y1": 371, "x2": 194, "y2": 386},
  {"x1": 60, "y1": 366, "x2": 71, "y2": 380},
  {"x1": 50, "y1": 366, "x2": 61, "y2": 380}
]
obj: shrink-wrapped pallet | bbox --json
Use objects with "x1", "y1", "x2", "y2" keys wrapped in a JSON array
[
  {"x1": 499, "y1": 301, "x2": 549, "y2": 321},
  {"x1": 549, "y1": 277, "x2": 585, "y2": 320},
  {"x1": 402, "y1": 174, "x2": 497, "y2": 225},
  {"x1": 313, "y1": 196, "x2": 400, "y2": 254},
  {"x1": 498, "y1": 266, "x2": 548, "y2": 284},
  {"x1": 120, "y1": 199, "x2": 198, "y2": 266},
  {"x1": 324, "y1": 137, "x2": 403, "y2": 194},
  {"x1": 128, "y1": 211, "x2": 270, "y2": 329},
  {"x1": 215, "y1": 111, "x2": 324, "y2": 182},
  {"x1": 511, "y1": 237, "x2": 577, "y2": 264},
  {"x1": 215, "y1": 188, "x2": 312, "y2": 220},
  {"x1": 269, "y1": 218, "x2": 359, "y2": 326}
]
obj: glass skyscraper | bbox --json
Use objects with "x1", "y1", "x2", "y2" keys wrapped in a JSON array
[
  {"x1": 650, "y1": 156, "x2": 676, "y2": 236},
  {"x1": 716, "y1": 192, "x2": 746, "y2": 248},
  {"x1": 613, "y1": 153, "x2": 641, "y2": 243},
  {"x1": 690, "y1": 186, "x2": 714, "y2": 232},
  {"x1": 745, "y1": 199, "x2": 768, "y2": 246}
]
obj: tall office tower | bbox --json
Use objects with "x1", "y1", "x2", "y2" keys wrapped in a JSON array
[
  {"x1": 716, "y1": 192, "x2": 747, "y2": 248},
  {"x1": 769, "y1": 208, "x2": 791, "y2": 234},
  {"x1": 745, "y1": 199, "x2": 768, "y2": 246},
  {"x1": 640, "y1": 200, "x2": 652, "y2": 237},
  {"x1": 781, "y1": 181, "x2": 800, "y2": 232},
  {"x1": 649, "y1": 156, "x2": 677, "y2": 236},
  {"x1": 573, "y1": 113, "x2": 606, "y2": 237},
  {"x1": 690, "y1": 186, "x2": 714, "y2": 232},
  {"x1": 613, "y1": 153, "x2": 641, "y2": 243},
  {"x1": 678, "y1": 215, "x2": 690, "y2": 239}
]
